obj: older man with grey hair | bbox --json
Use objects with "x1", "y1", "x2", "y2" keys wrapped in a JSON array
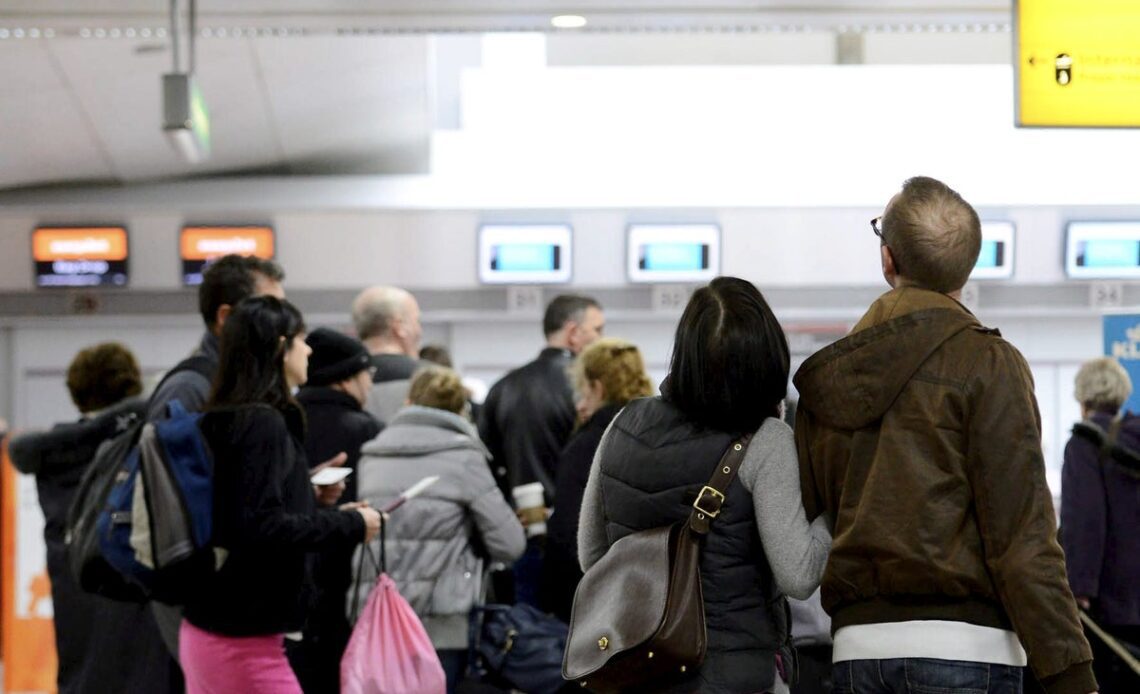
[
  {"x1": 1063, "y1": 356, "x2": 1140, "y2": 693},
  {"x1": 352, "y1": 285, "x2": 424, "y2": 425}
]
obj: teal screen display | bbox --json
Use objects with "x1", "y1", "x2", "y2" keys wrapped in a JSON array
[
  {"x1": 638, "y1": 243, "x2": 709, "y2": 271},
  {"x1": 975, "y1": 240, "x2": 1004, "y2": 269},
  {"x1": 490, "y1": 243, "x2": 559, "y2": 271},
  {"x1": 1078, "y1": 239, "x2": 1140, "y2": 268}
]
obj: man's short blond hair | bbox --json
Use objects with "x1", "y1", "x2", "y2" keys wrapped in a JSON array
[
  {"x1": 1074, "y1": 357, "x2": 1132, "y2": 413},
  {"x1": 351, "y1": 286, "x2": 411, "y2": 341},
  {"x1": 881, "y1": 176, "x2": 982, "y2": 293}
]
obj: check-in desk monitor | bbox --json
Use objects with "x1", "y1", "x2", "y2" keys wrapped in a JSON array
[
  {"x1": 478, "y1": 225, "x2": 572, "y2": 284},
  {"x1": 971, "y1": 222, "x2": 1015, "y2": 280},
  {"x1": 1066, "y1": 221, "x2": 1140, "y2": 279},
  {"x1": 181, "y1": 226, "x2": 275, "y2": 286},
  {"x1": 627, "y1": 224, "x2": 720, "y2": 284},
  {"x1": 33, "y1": 226, "x2": 129, "y2": 287}
]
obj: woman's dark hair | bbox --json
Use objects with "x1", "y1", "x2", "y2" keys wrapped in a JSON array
[
  {"x1": 209, "y1": 295, "x2": 306, "y2": 411},
  {"x1": 666, "y1": 276, "x2": 789, "y2": 433}
]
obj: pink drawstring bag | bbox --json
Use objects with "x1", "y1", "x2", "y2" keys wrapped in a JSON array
[
  {"x1": 341, "y1": 533, "x2": 447, "y2": 694},
  {"x1": 341, "y1": 573, "x2": 447, "y2": 694}
]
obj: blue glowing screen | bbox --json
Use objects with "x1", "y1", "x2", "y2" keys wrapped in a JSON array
[
  {"x1": 975, "y1": 240, "x2": 1002, "y2": 269},
  {"x1": 1079, "y1": 240, "x2": 1140, "y2": 268},
  {"x1": 491, "y1": 244, "x2": 558, "y2": 272},
  {"x1": 639, "y1": 243, "x2": 708, "y2": 271}
]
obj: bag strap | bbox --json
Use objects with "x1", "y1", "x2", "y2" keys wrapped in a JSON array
[
  {"x1": 688, "y1": 433, "x2": 752, "y2": 536},
  {"x1": 348, "y1": 514, "x2": 386, "y2": 623}
]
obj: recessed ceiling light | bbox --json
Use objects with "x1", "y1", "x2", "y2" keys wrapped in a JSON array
[{"x1": 551, "y1": 15, "x2": 587, "y2": 29}]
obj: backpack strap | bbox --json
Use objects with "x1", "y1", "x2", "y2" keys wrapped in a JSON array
[{"x1": 689, "y1": 433, "x2": 753, "y2": 536}]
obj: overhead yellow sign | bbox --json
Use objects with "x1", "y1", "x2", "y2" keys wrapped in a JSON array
[{"x1": 1017, "y1": 0, "x2": 1140, "y2": 127}]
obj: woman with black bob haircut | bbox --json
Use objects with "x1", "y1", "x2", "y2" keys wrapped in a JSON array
[
  {"x1": 179, "y1": 296, "x2": 381, "y2": 694},
  {"x1": 577, "y1": 276, "x2": 832, "y2": 694}
]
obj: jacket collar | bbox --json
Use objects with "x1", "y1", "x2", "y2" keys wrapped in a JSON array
[
  {"x1": 539, "y1": 346, "x2": 573, "y2": 361},
  {"x1": 297, "y1": 386, "x2": 362, "y2": 412},
  {"x1": 197, "y1": 331, "x2": 220, "y2": 362},
  {"x1": 850, "y1": 286, "x2": 973, "y2": 334},
  {"x1": 361, "y1": 405, "x2": 490, "y2": 458},
  {"x1": 794, "y1": 286, "x2": 988, "y2": 430}
]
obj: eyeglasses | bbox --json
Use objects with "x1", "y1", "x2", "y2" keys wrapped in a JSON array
[{"x1": 871, "y1": 216, "x2": 885, "y2": 239}]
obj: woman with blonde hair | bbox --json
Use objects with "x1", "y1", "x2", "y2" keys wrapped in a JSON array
[
  {"x1": 541, "y1": 337, "x2": 654, "y2": 621},
  {"x1": 354, "y1": 365, "x2": 525, "y2": 693}
]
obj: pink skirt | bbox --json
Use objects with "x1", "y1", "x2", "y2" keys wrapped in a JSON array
[{"x1": 179, "y1": 620, "x2": 302, "y2": 694}]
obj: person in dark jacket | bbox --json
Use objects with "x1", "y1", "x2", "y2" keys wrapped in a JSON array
[
  {"x1": 541, "y1": 337, "x2": 653, "y2": 622},
  {"x1": 578, "y1": 277, "x2": 831, "y2": 694},
  {"x1": 795, "y1": 177, "x2": 1095, "y2": 694},
  {"x1": 8, "y1": 342, "x2": 178, "y2": 694},
  {"x1": 479, "y1": 294, "x2": 605, "y2": 607},
  {"x1": 1062, "y1": 357, "x2": 1140, "y2": 692},
  {"x1": 479, "y1": 294, "x2": 605, "y2": 502},
  {"x1": 180, "y1": 296, "x2": 382, "y2": 694},
  {"x1": 288, "y1": 328, "x2": 383, "y2": 694}
]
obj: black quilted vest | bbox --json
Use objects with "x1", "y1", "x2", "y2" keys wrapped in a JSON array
[{"x1": 597, "y1": 397, "x2": 787, "y2": 693}]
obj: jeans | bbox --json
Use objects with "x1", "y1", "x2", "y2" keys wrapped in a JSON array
[{"x1": 832, "y1": 658, "x2": 1023, "y2": 694}]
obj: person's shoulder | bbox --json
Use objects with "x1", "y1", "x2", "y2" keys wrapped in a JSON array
[{"x1": 346, "y1": 408, "x2": 382, "y2": 439}]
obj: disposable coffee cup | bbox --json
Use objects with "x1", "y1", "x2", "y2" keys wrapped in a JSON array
[{"x1": 512, "y1": 482, "x2": 547, "y2": 538}]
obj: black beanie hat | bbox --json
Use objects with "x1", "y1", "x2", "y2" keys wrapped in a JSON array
[{"x1": 305, "y1": 328, "x2": 371, "y2": 387}]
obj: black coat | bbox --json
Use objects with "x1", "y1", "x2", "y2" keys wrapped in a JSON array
[
  {"x1": 8, "y1": 398, "x2": 182, "y2": 694},
  {"x1": 542, "y1": 403, "x2": 621, "y2": 622},
  {"x1": 186, "y1": 404, "x2": 365, "y2": 636},
  {"x1": 290, "y1": 386, "x2": 382, "y2": 694},
  {"x1": 297, "y1": 386, "x2": 383, "y2": 503},
  {"x1": 479, "y1": 347, "x2": 576, "y2": 501}
]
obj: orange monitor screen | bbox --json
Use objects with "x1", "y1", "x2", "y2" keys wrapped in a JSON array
[
  {"x1": 180, "y1": 226, "x2": 275, "y2": 285},
  {"x1": 32, "y1": 227, "x2": 129, "y2": 287}
]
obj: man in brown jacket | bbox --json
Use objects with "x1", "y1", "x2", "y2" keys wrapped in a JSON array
[{"x1": 794, "y1": 176, "x2": 1096, "y2": 694}]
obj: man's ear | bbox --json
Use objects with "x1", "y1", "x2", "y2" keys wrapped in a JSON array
[
  {"x1": 213, "y1": 304, "x2": 233, "y2": 334},
  {"x1": 880, "y1": 245, "x2": 900, "y2": 288}
]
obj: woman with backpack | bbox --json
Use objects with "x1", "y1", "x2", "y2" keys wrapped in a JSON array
[
  {"x1": 576, "y1": 276, "x2": 832, "y2": 694},
  {"x1": 180, "y1": 296, "x2": 382, "y2": 694}
]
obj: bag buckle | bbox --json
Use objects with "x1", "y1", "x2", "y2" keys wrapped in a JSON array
[{"x1": 692, "y1": 485, "x2": 725, "y2": 518}]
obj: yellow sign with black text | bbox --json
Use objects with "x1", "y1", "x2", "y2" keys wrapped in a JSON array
[{"x1": 1017, "y1": 0, "x2": 1140, "y2": 127}]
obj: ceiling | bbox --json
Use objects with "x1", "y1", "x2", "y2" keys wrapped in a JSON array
[{"x1": 0, "y1": 1, "x2": 1013, "y2": 192}]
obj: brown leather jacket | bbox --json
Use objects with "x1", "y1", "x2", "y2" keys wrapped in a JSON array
[{"x1": 794, "y1": 288, "x2": 1094, "y2": 694}]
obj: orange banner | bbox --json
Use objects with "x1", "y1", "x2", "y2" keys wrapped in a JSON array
[
  {"x1": 180, "y1": 226, "x2": 275, "y2": 261},
  {"x1": 32, "y1": 227, "x2": 127, "y2": 262},
  {"x1": 1, "y1": 439, "x2": 59, "y2": 693}
]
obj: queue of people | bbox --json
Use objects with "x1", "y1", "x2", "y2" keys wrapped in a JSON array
[{"x1": 4, "y1": 174, "x2": 1135, "y2": 693}]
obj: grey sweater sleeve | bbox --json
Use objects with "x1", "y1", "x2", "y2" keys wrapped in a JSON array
[
  {"x1": 740, "y1": 418, "x2": 832, "y2": 600},
  {"x1": 577, "y1": 420, "x2": 617, "y2": 572}
]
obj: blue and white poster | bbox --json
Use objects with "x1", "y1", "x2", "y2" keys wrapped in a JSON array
[{"x1": 1103, "y1": 314, "x2": 1140, "y2": 414}]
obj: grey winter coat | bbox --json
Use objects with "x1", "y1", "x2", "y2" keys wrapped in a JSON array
[{"x1": 352, "y1": 405, "x2": 526, "y2": 649}]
